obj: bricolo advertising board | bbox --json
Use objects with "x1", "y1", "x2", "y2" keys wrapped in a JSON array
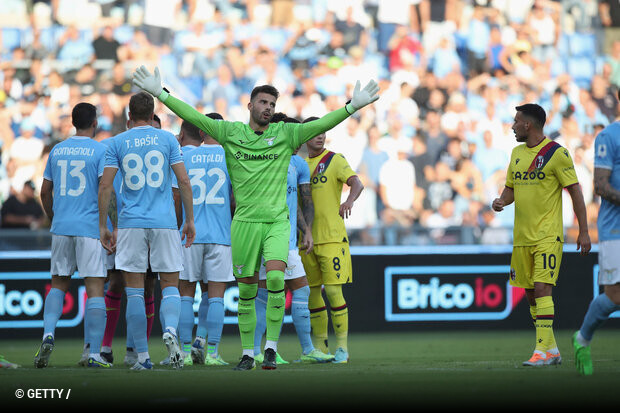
[{"x1": 0, "y1": 245, "x2": 616, "y2": 338}]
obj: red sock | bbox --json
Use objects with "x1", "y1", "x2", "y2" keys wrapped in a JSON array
[
  {"x1": 102, "y1": 291, "x2": 122, "y2": 348},
  {"x1": 145, "y1": 297, "x2": 155, "y2": 340}
]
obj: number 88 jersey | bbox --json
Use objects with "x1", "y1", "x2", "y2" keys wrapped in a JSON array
[
  {"x1": 104, "y1": 125, "x2": 182, "y2": 230},
  {"x1": 173, "y1": 144, "x2": 232, "y2": 245},
  {"x1": 44, "y1": 136, "x2": 107, "y2": 239}
]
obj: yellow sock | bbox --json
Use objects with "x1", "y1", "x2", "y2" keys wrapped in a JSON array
[
  {"x1": 308, "y1": 286, "x2": 329, "y2": 353},
  {"x1": 325, "y1": 284, "x2": 348, "y2": 352},
  {"x1": 529, "y1": 305, "x2": 537, "y2": 325},
  {"x1": 535, "y1": 296, "x2": 556, "y2": 352}
]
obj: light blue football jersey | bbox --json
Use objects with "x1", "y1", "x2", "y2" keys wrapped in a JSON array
[
  {"x1": 174, "y1": 144, "x2": 232, "y2": 245},
  {"x1": 101, "y1": 138, "x2": 124, "y2": 232},
  {"x1": 594, "y1": 121, "x2": 620, "y2": 241},
  {"x1": 43, "y1": 136, "x2": 107, "y2": 239},
  {"x1": 287, "y1": 154, "x2": 311, "y2": 250},
  {"x1": 104, "y1": 125, "x2": 182, "y2": 229}
]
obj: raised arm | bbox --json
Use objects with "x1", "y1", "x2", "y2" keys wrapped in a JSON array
[
  {"x1": 297, "y1": 80, "x2": 380, "y2": 144},
  {"x1": 133, "y1": 66, "x2": 224, "y2": 141}
]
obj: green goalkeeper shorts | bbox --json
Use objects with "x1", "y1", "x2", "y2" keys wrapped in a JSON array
[{"x1": 230, "y1": 219, "x2": 290, "y2": 279}]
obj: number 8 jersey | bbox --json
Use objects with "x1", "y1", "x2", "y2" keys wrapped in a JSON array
[
  {"x1": 43, "y1": 136, "x2": 107, "y2": 239},
  {"x1": 104, "y1": 125, "x2": 183, "y2": 229}
]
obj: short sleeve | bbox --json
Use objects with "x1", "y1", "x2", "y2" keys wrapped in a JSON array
[
  {"x1": 104, "y1": 140, "x2": 119, "y2": 169},
  {"x1": 336, "y1": 153, "x2": 356, "y2": 184},
  {"x1": 169, "y1": 135, "x2": 183, "y2": 165},
  {"x1": 594, "y1": 129, "x2": 613, "y2": 170},
  {"x1": 97, "y1": 150, "x2": 105, "y2": 178},
  {"x1": 553, "y1": 147, "x2": 579, "y2": 188},
  {"x1": 43, "y1": 153, "x2": 53, "y2": 181},
  {"x1": 295, "y1": 156, "x2": 310, "y2": 185},
  {"x1": 505, "y1": 152, "x2": 514, "y2": 189}
]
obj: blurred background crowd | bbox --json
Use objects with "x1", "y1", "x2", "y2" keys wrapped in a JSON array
[{"x1": 0, "y1": 0, "x2": 618, "y2": 246}]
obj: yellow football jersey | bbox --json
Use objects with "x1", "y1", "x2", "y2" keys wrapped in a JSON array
[
  {"x1": 305, "y1": 149, "x2": 357, "y2": 244},
  {"x1": 505, "y1": 137, "x2": 579, "y2": 246}
]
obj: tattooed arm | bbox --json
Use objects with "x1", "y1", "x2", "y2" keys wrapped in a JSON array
[
  {"x1": 298, "y1": 183, "x2": 314, "y2": 254},
  {"x1": 594, "y1": 167, "x2": 620, "y2": 206}
]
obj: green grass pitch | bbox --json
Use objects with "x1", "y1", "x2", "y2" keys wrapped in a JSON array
[{"x1": 1, "y1": 330, "x2": 619, "y2": 409}]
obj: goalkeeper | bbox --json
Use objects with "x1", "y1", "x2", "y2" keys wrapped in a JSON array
[{"x1": 133, "y1": 66, "x2": 379, "y2": 370}]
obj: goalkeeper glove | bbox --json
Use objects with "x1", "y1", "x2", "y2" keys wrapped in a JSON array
[
  {"x1": 346, "y1": 80, "x2": 380, "y2": 114},
  {"x1": 132, "y1": 66, "x2": 169, "y2": 100}
]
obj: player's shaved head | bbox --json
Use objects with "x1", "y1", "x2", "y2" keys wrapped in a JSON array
[{"x1": 129, "y1": 92, "x2": 154, "y2": 122}]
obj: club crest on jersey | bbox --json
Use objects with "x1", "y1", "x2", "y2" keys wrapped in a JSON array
[
  {"x1": 264, "y1": 137, "x2": 276, "y2": 146},
  {"x1": 535, "y1": 155, "x2": 544, "y2": 169},
  {"x1": 234, "y1": 264, "x2": 245, "y2": 275},
  {"x1": 317, "y1": 164, "x2": 325, "y2": 174}
]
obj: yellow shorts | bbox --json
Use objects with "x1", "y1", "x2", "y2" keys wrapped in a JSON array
[
  {"x1": 301, "y1": 242, "x2": 352, "y2": 287},
  {"x1": 510, "y1": 242, "x2": 563, "y2": 289}
]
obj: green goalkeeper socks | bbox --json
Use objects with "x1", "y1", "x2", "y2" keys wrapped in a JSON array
[
  {"x1": 237, "y1": 282, "x2": 258, "y2": 351},
  {"x1": 265, "y1": 270, "x2": 285, "y2": 342}
]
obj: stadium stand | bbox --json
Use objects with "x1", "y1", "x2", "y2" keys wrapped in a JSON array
[{"x1": 0, "y1": 0, "x2": 616, "y2": 247}]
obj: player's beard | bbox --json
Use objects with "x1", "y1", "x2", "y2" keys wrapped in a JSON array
[{"x1": 252, "y1": 109, "x2": 271, "y2": 127}]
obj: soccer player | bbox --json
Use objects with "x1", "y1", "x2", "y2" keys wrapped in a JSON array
[
  {"x1": 300, "y1": 116, "x2": 364, "y2": 364},
  {"x1": 133, "y1": 66, "x2": 379, "y2": 370},
  {"x1": 492, "y1": 103, "x2": 591, "y2": 367},
  {"x1": 254, "y1": 116, "x2": 334, "y2": 364},
  {"x1": 173, "y1": 114, "x2": 235, "y2": 367},
  {"x1": 99, "y1": 115, "x2": 161, "y2": 366},
  {"x1": 573, "y1": 108, "x2": 620, "y2": 376},
  {"x1": 37, "y1": 102, "x2": 110, "y2": 368},
  {"x1": 98, "y1": 91, "x2": 196, "y2": 370}
]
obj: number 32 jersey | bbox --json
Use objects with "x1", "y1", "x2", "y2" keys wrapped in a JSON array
[
  {"x1": 104, "y1": 125, "x2": 182, "y2": 229},
  {"x1": 43, "y1": 136, "x2": 107, "y2": 239},
  {"x1": 174, "y1": 144, "x2": 232, "y2": 245}
]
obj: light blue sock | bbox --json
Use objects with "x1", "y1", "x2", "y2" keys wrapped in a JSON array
[
  {"x1": 125, "y1": 287, "x2": 148, "y2": 353},
  {"x1": 579, "y1": 293, "x2": 620, "y2": 342},
  {"x1": 86, "y1": 297, "x2": 106, "y2": 354},
  {"x1": 161, "y1": 286, "x2": 181, "y2": 335},
  {"x1": 254, "y1": 288, "x2": 268, "y2": 356},
  {"x1": 292, "y1": 286, "x2": 314, "y2": 354},
  {"x1": 196, "y1": 292, "x2": 209, "y2": 339},
  {"x1": 206, "y1": 297, "x2": 224, "y2": 355},
  {"x1": 179, "y1": 296, "x2": 195, "y2": 348},
  {"x1": 43, "y1": 288, "x2": 65, "y2": 338}
]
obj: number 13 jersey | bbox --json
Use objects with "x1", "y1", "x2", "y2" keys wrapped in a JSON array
[{"x1": 44, "y1": 136, "x2": 107, "y2": 239}]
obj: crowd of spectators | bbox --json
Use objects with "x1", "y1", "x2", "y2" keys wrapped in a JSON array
[{"x1": 0, "y1": 0, "x2": 618, "y2": 246}]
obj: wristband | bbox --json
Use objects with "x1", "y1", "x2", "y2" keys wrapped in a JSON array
[
  {"x1": 345, "y1": 102, "x2": 356, "y2": 115},
  {"x1": 158, "y1": 88, "x2": 170, "y2": 102}
]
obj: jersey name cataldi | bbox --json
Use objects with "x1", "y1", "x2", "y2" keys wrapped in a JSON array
[
  {"x1": 163, "y1": 95, "x2": 349, "y2": 223},
  {"x1": 43, "y1": 136, "x2": 107, "y2": 239},
  {"x1": 305, "y1": 149, "x2": 356, "y2": 244},
  {"x1": 104, "y1": 125, "x2": 182, "y2": 229},
  {"x1": 505, "y1": 137, "x2": 578, "y2": 246},
  {"x1": 174, "y1": 144, "x2": 232, "y2": 245},
  {"x1": 594, "y1": 121, "x2": 620, "y2": 241}
]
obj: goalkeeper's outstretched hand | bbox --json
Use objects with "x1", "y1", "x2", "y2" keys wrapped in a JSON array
[
  {"x1": 349, "y1": 79, "x2": 380, "y2": 112},
  {"x1": 133, "y1": 65, "x2": 163, "y2": 98}
]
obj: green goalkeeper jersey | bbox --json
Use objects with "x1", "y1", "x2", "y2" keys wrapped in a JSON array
[{"x1": 162, "y1": 95, "x2": 350, "y2": 222}]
